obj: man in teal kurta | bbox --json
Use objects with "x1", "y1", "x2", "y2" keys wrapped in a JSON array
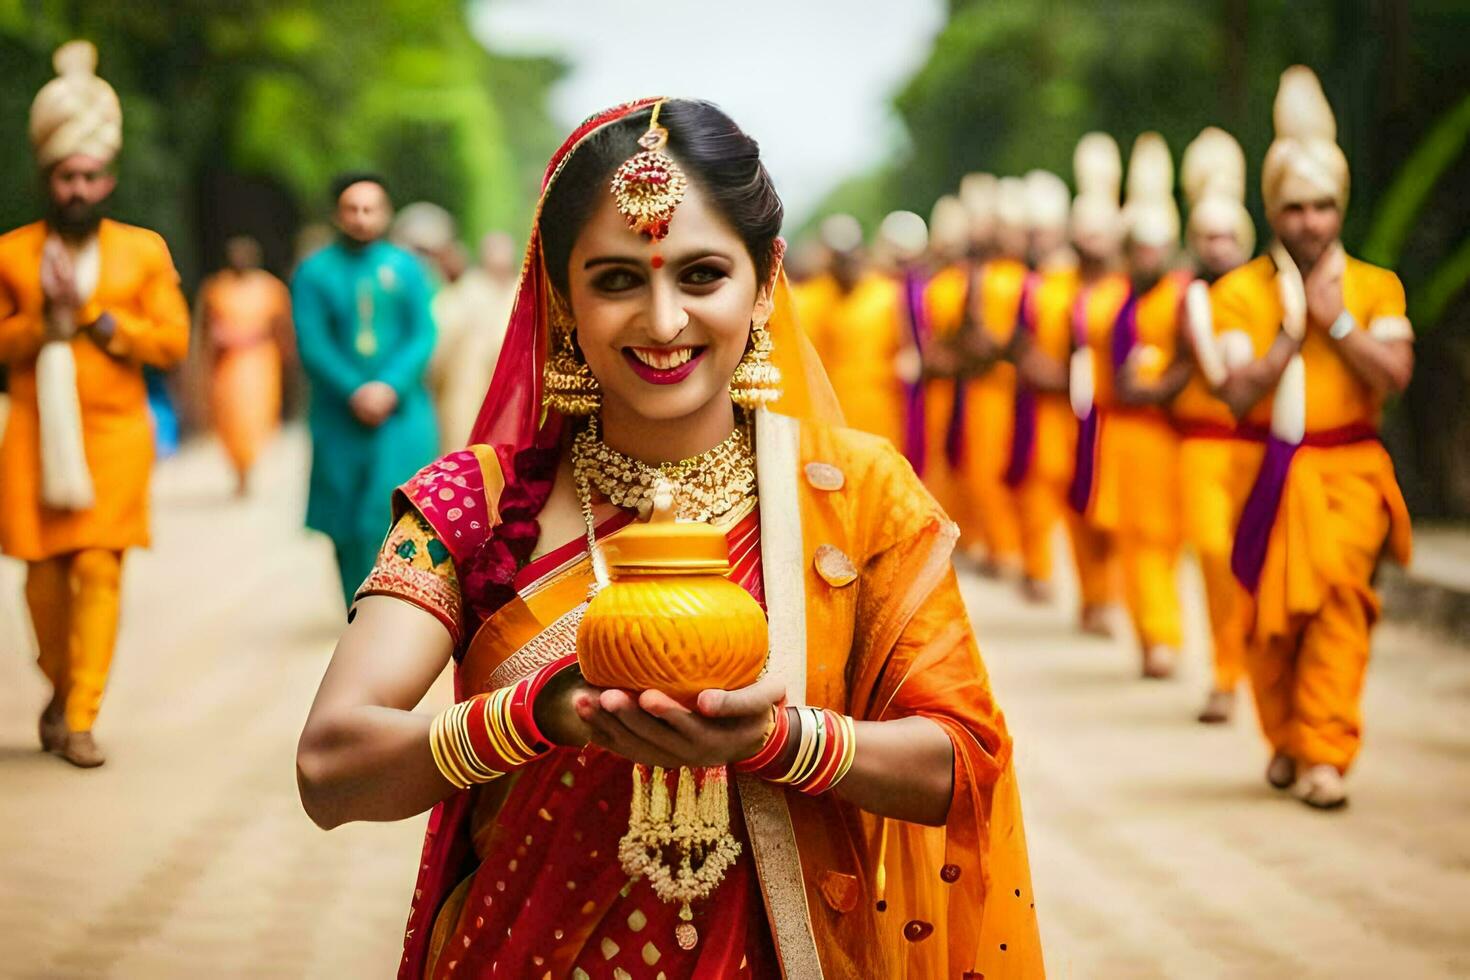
[{"x1": 292, "y1": 173, "x2": 438, "y2": 606}]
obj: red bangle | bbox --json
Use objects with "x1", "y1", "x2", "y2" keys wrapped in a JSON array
[
  {"x1": 517, "y1": 654, "x2": 577, "y2": 752},
  {"x1": 799, "y1": 711, "x2": 844, "y2": 795},
  {"x1": 462, "y1": 693, "x2": 498, "y2": 769},
  {"x1": 735, "y1": 701, "x2": 791, "y2": 774}
]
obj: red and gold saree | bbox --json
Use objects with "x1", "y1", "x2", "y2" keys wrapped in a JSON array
[{"x1": 360, "y1": 99, "x2": 1045, "y2": 979}]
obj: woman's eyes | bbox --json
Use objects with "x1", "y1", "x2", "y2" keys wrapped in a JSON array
[
  {"x1": 681, "y1": 264, "x2": 728, "y2": 287},
  {"x1": 592, "y1": 268, "x2": 642, "y2": 292},
  {"x1": 591, "y1": 264, "x2": 727, "y2": 293}
]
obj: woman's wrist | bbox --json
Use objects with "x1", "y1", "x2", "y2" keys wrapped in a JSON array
[
  {"x1": 734, "y1": 702, "x2": 790, "y2": 774},
  {"x1": 430, "y1": 657, "x2": 574, "y2": 789},
  {"x1": 528, "y1": 655, "x2": 585, "y2": 748},
  {"x1": 737, "y1": 704, "x2": 857, "y2": 795}
]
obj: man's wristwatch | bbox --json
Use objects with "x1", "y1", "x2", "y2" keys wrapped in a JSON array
[{"x1": 1328, "y1": 310, "x2": 1357, "y2": 341}]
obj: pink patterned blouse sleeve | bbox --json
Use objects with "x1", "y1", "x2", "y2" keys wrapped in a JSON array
[{"x1": 397, "y1": 446, "x2": 502, "y2": 561}]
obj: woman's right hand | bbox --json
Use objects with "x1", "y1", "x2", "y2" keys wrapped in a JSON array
[{"x1": 532, "y1": 665, "x2": 603, "y2": 748}]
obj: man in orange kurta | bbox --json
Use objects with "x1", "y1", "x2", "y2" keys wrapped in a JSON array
[
  {"x1": 950, "y1": 179, "x2": 1029, "y2": 574},
  {"x1": 920, "y1": 194, "x2": 979, "y2": 534},
  {"x1": 0, "y1": 42, "x2": 189, "y2": 767},
  {"x1": 1215, "y1": 66, "x2": 1413, "y2": 809},
  {"x1": 1173, "y1": 151, "x2": 1259, "y2": 723},
  {"x1": 1060, "y1": 191, "x2": 1129, "y2": 637},
  {"x1": 805, "y1": 212, "x2": 925, "y2": 453},
  {"x1": 197, "y1": 235, "x2": 291, "y2": 494},
  {"x1": 1002, "y1": 170, "x2": 1077, "y2": 603},
  {"x1": 1107, "y1": 200, "x2": 1192, "y2": 679}
]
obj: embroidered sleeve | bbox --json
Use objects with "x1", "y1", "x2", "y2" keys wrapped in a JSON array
[{"x1": 355, "y1": 508, "x2": 463, "y2": 645}]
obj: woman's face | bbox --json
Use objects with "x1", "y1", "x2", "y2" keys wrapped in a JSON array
[{"x1": 566, "y1": 179, "x2": 770, "y2": 424}]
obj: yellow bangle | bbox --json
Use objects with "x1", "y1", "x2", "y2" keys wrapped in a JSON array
[
  {"x1": 776, "y1": 708, "x2": 818, "y2": 784},
  {"x1": 830, "y1": 714, "x2": 858, "y2": 790},
  {"x1": 486, "y1": 689, "x2": 529, "y2": 767},
  {"x1": 429, "y1": 708, "x2": 470, "y2": 789}
]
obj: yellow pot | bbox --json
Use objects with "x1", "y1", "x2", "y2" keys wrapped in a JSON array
[{"x1": 577, "y1": 515, "x2": 767, "y2": 708}]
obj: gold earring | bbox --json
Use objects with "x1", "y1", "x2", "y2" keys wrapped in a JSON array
[
  {"x1": 542, "y1": 293, "x2": 601, "y2": 416},
  {"x1": 729, "y1": 316, "x2": 782, "y2": 409}
]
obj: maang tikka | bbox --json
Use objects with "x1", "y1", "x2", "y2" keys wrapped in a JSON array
[{"x1": 611, "y1": 100, "x2": 688, "y2": 242}]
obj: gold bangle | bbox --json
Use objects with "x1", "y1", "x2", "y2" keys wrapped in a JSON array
[
  {"x1": 444, "y1": 703, "x2": 480, "y2": 786},
  {"x1": 776, "y1": 708, "x2": 818, "y2": 784},
  {"x1": 830, "y1": 714, "x2": 858, "y2": 790},
  {"x1": 429, "y1": 708, "x2": 470, "y2": 789},
  {"x1": 805, "y1": 708, "x2": 830, "y2": 785},
  {"x1": 486, "y1": 689, "x2": 528, "y2": 767}
]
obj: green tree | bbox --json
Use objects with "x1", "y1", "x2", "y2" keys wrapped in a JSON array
[{"x1": 0, "y1": 0, "x2": 561, "y2": 283}]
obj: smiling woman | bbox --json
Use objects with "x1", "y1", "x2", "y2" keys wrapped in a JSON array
[{"x1": 295, "y1": 98, "x2": 1043, "y2": 979}]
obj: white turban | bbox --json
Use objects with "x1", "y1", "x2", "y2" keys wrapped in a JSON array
[
  {"x1": 1181, "y1": 127, "x2": 1247, "y2": 208},
  {"x1": 1262, "y1": 66, "x2": 1349, "y2": 218},
  {"x1": 878, "y1": 210, "x2": 928, "y2": 263},
  {"x1": 994, "y1": 176, "x2": 1030, "y2": 232},
  {"x1": 819, "y1": 213, "x2": 863, "y2": 254},
  {"x1": 29, "y1": 41, "x2": 122, "y2": 170},
  {"x1": 1188, "y1": 193, "x2": 1256, "y2": 256},
  {"x1": 1024, "y1": 170, "x2": 1071, "y2": 232},
  {"x1": 1073, "y1": 132, "x2": 1122, "y2": 201},
  {"x1": 928, "y1": 195, "x2": 970, "y2": 256},
  {"x1": 1125, "y1": 132, "x2": 1174, "y2": 204},
  {"x1": 391, "y1": 201, "x2": 457, "y2": 254},
  {"x1": 959, "y1": 172, "x2": 998, "y2": 241}
]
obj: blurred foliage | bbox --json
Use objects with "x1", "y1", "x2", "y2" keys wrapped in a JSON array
[
  {"x1": 0, "y1": 0, "x2": 561, "y2": 284},
  {"x1": 808, "y1": 0, "x2": 1470, "y2": 513},
  {"x1": 814, "y1": 0, "x2": 1470, "y2": 329}
]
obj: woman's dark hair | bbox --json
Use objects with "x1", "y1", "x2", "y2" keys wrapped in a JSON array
[{"x1": 539, "y1": 99, "x2": 784, "y2": 296}]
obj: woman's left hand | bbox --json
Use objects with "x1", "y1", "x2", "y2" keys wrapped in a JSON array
[{"x1": 573, "y1": 675, "x2": 786, "y2": 769}]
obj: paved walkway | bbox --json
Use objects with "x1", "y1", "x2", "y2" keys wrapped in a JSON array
[{"x1": 1, "y1": 429, "x2": 1467, "y2": 978}]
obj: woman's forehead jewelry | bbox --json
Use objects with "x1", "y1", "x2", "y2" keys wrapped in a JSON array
[{"x1": 611, "y1": 100, "x2": 688, "y2": 242}]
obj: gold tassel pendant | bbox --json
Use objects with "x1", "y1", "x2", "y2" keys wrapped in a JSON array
[{"x1": 619, "y1": 763, "x2": 741, "y2": 951}]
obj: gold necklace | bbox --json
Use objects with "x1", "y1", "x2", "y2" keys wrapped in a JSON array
[{"x1": 571, "y1": 415, "x2": 756, "y2": 571}]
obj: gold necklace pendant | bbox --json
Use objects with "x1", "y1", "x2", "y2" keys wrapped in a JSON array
[{"x1": 571, "y1": 416, "x2": 756, "y2": 524}]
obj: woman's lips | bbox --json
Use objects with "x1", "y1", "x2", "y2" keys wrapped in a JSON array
[{"x1": 623, "y1": 346, "x2": 706, "y2": 385}]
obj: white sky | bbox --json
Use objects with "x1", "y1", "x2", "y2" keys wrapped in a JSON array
[{"x1": 470, "y1": 0, "x2": 946, "y2": 224}]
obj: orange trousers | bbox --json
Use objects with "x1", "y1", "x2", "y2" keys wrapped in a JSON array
[
  {"x1": 1066, "y1": 512, "x2": 1117, "y2": 610},
  {"x1": 1118, "y1": 535, "x2": 1183, "y2": 648},
  {"x1": 1179, "y1": 435, "x2": 1258, "y2": 692},
  {"x1": 211, "y1": 343, "x2": 281, "y2": 478},
  {"x1": 1199, "y1": 552, "x2": 1248, "y2": 691},
  {"x1": 25, "y1": 549, "x2": 124, "y2": 732},
  {"x1": 1245, "y1": 580, "x2": 1374, "y2": 773},
  {"x1": 1016, "y1": 475, "x2": 1065, "y2": 583},
  {"x1": 1107, "y1": 413, "x2": 1182, "y2": 648},
  {"x1": 1244, "y1": 458, "x2": 1393, "y2": 773},
  {"x1": 961, "y1": 378, "x2": 1022, "y2": 564}
]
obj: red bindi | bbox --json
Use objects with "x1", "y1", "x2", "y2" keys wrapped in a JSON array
[{"x1": 650, "y1": 255, "x2": 664, "y2": 269}]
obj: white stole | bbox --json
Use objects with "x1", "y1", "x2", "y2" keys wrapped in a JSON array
[
  {"x1": 1268, "y1": 241, "x2": 1308, "y2": 445},
  {"x1": 37, "y1": 233, "x2": 99, "y2": 510},
  {"x1": 737, "y1": 407, "x2": 826, "y2": 979}
]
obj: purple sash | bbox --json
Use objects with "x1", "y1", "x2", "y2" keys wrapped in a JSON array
[
  {"x1": 1004, "y1": 272, "x2": 1040, "y2": 488},
  {"x1": 1110, "y1": 290, "x2": 1140, "y2": 375},
  {"x1": 1230, "y1": 424, "x2": 1380, "y2": 592},
  {"x1": 944, "y1": 264, "x2": 978, "y2": 469},
  {"x1": 901, "y1": 268, "x2": 930, "y2": 474},
  {"x1": 1230, "y1": 436, "x2": 1297, "y2": 592},
  {"x1": 1066, "y1": 287, "x2": 1099, "y2": 513},
  {"x1": 1067, "y1": 285, "x2": 1139, "y2": 514}
]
